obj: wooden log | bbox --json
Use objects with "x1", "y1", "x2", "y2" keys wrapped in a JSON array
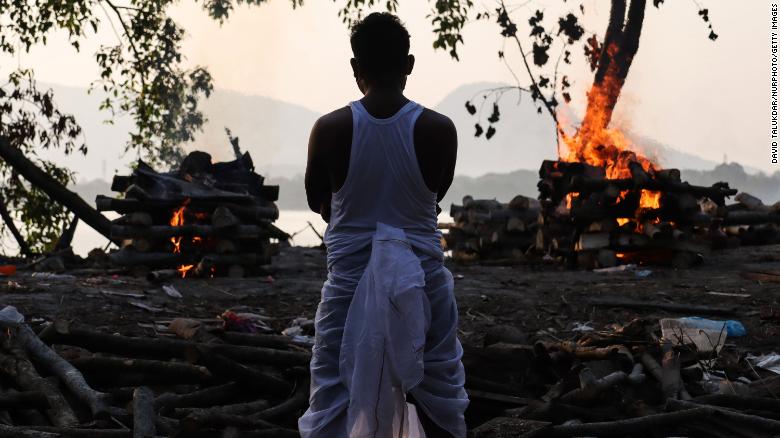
[
  {"x1": 587, "y1": 298, "x2": 736, "y2": 316},
  {"x1": 111, "y1": 224, "x2": 266, "y2": 239},
  {"x1": 5, "y1": 323, "x2": 112, "y2": 419},
  {"x1": 132, "y1": 387, "x2": 156, "y2": 438},
  {"x1": 215, "y1": 239, "x2": 238, "y2": 254},
  {"x1": 736, "y1": 192, "x2": 768, "y2": 211},
  {"x1": 0, "y1": 348, "x2": 78, "y2": 427},
  {"x1": 724, "y1": 210, "x2": 780, "y2": 225},
  {"x1": 506, "y1": 216, "x2": 527, "y2": 232},
  {"x1": 656, "y1": 169, "x2": 681, "y2": 183},
  {"x1": 191, "y1": 346, "x2": 292, "y2": 395},
  {"x1": 463, "y1": 198, "x2": 503, "y2": 210},
  {"x1": 666, "y1": 399, "x2": 780, "y2": 433},
  {"x1": 211, "y1": 206, "x2": 240, "y2": 229},
  {"x1": 172, "y1": 398, "x2": 269, "y2": 419},
  {"x1": 693, "y1": 394, "x2": 780, "y2": 413},
  {"x1": 560, "y1": 364, "x2": 645, "y2": 404},
  {"x1": 179, "y1": 411, "x2": 281, "y2": 432},
  {"x1": 0, "y1": 390, "x2": 49, "y2": 410},
  {"x1": 4, "y1": 387, "x2": 49, "y2": 426},
  {"x1": 0, "y1": 425, "x2": 59, "y2": 437},
  {"x1": 53, "y1": 216, "x2": 79, "y2": 252},
  {"x1": 254, "y1": 379, "x2": 310, "y2": 421},
  {"x1": 0, "y1": 137, "x2": 117, "y2": 243},
  {"x1": 661, "y1": 342, "x2": 691, "y2": 400},
  {"x1": 639, "y1": 351, "x2": 663, "y2": 382},
  {"x1": 40, "y1": 321, "x2": 311, "y2": 367},
  {"x1": 155, "y1": 382, "x2": 243, "y2": 410},
  {"x1": 520, "y1": 407, "x2": 714, "y2": 438},
  {"x1": 111, "y1": 175, "x2": 133, "y2": 192},
  {"x1": 128, "y1": 238, "x2": 154, "y2": 253},
  {"x1": 509, "y1": 195, "x2": 541, "y2": 211},
  {"x1": 575, "y1": 233, "x2": 610, "y2": 251},
  {"x1": 564, "y1": 175, "x2": 738, "y2": 204},
  {"x1": 96, "y1": 196, "x2": 279, "y2": 222},
  {"x1": 69, "y1": 356, "x2": 212, "y2": 382},
  {"x1": 113, "y1": 212, "x2": 154, "y2": 227}
]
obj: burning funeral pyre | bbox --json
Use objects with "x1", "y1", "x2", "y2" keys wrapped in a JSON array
[
  {"x1": 444, "y1": 65, "x2": 780, "y2": 267},
  {"x1": 97, "y1": 151, "x2": 288, "y2": 278}
]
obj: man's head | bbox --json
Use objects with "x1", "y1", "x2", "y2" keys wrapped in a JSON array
[{"x1": 350, "y1": 12, "x2": 414, "y2": 92}]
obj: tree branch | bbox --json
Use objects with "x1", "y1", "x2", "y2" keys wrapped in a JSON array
[{"x1": 499, "y1": 1, "x2": 558, "y2": 125}]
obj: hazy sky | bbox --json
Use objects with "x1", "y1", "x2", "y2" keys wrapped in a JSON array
[{"x1": 4, "y1": 0, "x2": 772, "y2": 174}]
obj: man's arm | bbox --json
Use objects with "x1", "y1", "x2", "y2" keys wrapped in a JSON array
[
  {"x1": 305, "y1": 119, "x2": 332, "y2": 222},
  {"x1": 414, "y1": 109, "x2": 458, "y2": 202},
  {"x1": 305, "y1": 107, "x2": 352, "y2": 223}
]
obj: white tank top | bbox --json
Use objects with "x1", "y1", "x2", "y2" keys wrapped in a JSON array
[{"x1": 324, "y1": 100, "x2": 441, "y2": 261}]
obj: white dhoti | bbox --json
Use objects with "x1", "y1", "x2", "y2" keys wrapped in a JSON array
[{"x1": 298, "y1": 223, "x2": 468, "y2": 437}]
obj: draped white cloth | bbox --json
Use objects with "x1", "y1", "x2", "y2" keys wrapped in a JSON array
[{"x1": 298, "y1": 223, "x2": 468, "y2": 437}]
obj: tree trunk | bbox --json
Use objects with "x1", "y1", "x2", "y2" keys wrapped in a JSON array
[
  {"x1": 575, "y1": 0, "x2": 647, "y2": 152},
  {"x1": 0, "y1": 137, "x2": 116, "y2": 244},
  {"x1": 0, "y1": 196, "x2": 33, "y2": 257}
]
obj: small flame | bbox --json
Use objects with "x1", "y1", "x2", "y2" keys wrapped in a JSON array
[
  {"x1": 617, "y1": 218, "x2": 630, "y2": 226},
  {"x1": 566, "y1": 192, "x2": 579, "y2": 209},
  {"x1": 178, "y1": 264, "x2": 194, "y2": 278},
  {"x1": 170, "y1": 204, "x2": 187, "y2": 254}
]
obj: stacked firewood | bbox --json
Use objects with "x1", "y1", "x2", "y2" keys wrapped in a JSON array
[
  {"x1": 441, "y1": 195, "x2": 541, "y2": 263},
  {"x1": 0, "y1": 310, "x2": 308, "y2": 437},
  {"x1": 464, "y1": 317, "x2": 780, "y2": 437},
  {"x1": 719, "y1": 192, "x2": 780, "y2": 247},
  {"x1": 97, "y1": 151, "x2": 288, "y2": 278},
  {"x1": 535, "y1": 159, "x2": 758, "y2": 269}
]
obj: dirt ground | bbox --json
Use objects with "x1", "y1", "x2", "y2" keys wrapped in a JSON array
[{"x1": 2, "y1": 244, "x2": 779, "y2": 353}]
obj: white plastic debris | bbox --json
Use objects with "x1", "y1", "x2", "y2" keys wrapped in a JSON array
[
  {"x1": 746, "y1": 353, "x2": 780, "y2": 375},
  {"x1": 282, "y1": 326, "x2": 303, "y2": 337},
  {"x1": 571, "y1": 322, "x2": 595, "y2": 332},
  {"x1": 660, "y1": 318, "x2": 728, "y2": 354},
  {"x1": 593, "y1": 264, "x2": 637, "y2": 273},
  {"x1": 162, "y1": 284, "x2": 183, "y2": 299},
  {"x1": 30, "y1": 272, "x2": 76, "y2": 281}
]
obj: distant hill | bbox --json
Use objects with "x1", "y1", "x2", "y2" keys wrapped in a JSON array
[
  {"x1": 37, "y1": 83, "x2": 321, "y2": 181},
  {"x1": 40, "y1": 81, "x2": 746, "y2": 183},
  {"x1": 432, "y1": 82, "x2": 744, "y2": 176}
]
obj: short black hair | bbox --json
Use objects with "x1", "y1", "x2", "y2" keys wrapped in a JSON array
[{"x1": 350, "y1": 13, "x2": 410, "y2": 81}]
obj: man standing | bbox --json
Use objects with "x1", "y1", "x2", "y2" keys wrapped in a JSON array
[{"x1": 300, "y1": 13, "x2": 467, "y2": 437}]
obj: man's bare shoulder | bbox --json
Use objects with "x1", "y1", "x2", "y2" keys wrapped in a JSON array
[
  {"x1": 415, "y1": 107, "x2": 457, "y2": 154},
  {"x1": 417, "y1": 107, "x2": 455, "y2": 134},
  {"x1": 312, "y1": 106, "x2": 352, "y2": 137}
]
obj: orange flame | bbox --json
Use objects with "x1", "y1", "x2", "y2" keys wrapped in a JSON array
[
  {"x1": 169, "y1": 199, "x2": 193, "y2": 276},
  {"x1": 559, "y1": 47, "x2": 657, "y2": 180},
  {"x1": 170, "y1": 205, "x2": 186, "y2": 254},
  {"x1": 178, "y1": 264, "x2": 194, "y2": 278},
  {"x1": 639, "y1": 189, "x2": 661, "y2": 210}
]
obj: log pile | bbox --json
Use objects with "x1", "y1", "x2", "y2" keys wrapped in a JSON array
[
  {"x1": 0, "y1": 310, "x2": 308, "y2": 437},
  {"x1": 98, "y1": 151, "x2": 288, "y2": 278},
  {"x1": 466, "y1": 317, "x2": 780, "y2": 438},
  {"x1": 442, "y1": 195, "x2": 541, "y2": 263},
  {"x1": 536, "y1": 159, "x2": 780, "y2": 269}
]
